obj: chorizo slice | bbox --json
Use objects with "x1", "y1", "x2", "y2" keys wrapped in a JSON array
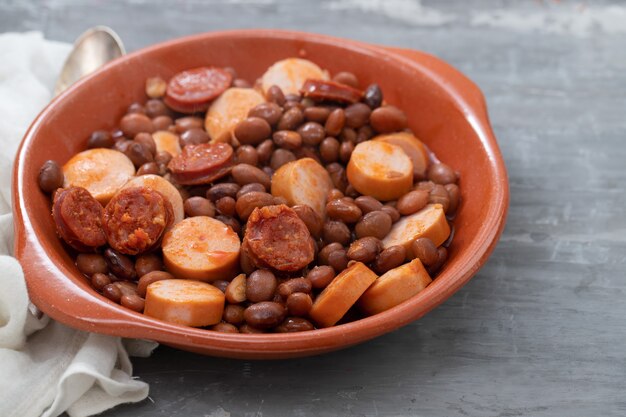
[
  {"x1": 204, "y1": 88, "x2": 266, "y2": 143},
  {"x1": 122, "y1": 174, "x2": 184, "y2": 227},
  {"x1": 260, "y1": 58, "x2": 329, "y2": 96},
  {"x1": 167, "y1": 142, "x2": 234, "y2": 185},
  {"x1": 52, "y1": 187, "x2": 107, "y2": 252},
  {"x1": 300, "y1": 79, "x2": 362, "y2": 104},
  {"x1": 103, "y1": 187, "x2": 173, "y2": 255},
  {"x1": 164, "y1": 67, "x2": 233, "y2": 114},
  {"x1": 62, "y1": 148, "x2": 135, "y2": 204},
  {"x1": 243, "y1": 204, "x2": 315, "y2": 272}
]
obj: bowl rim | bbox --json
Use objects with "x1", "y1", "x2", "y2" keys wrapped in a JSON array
[{"x1": 13, "y1": 29, "x2": 509, "y2": 357}]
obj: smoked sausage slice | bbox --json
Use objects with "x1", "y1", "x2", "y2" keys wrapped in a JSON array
[
  {"x1": 164, "y1": 67, "x2": 233, "y2": 114},
  {"x1": 167, "y1": 142, "x2": 234, "y2": 185},
  {"x1": 103, "y1": 187, "x2": 173, "y2": 255},
  {"x1": 52, "y1": 187, "x2": 106, "y2": 252},
  {"x1": 301, "y1": 79, "x2": 362, "y2": 104},
  {"x1": 243, "y1": 204, "x2": 315, "y2": 272}
]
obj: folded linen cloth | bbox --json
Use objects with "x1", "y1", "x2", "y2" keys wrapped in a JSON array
[{"x1": 0, "y1": 31, "x2": 157, "y2": 417}]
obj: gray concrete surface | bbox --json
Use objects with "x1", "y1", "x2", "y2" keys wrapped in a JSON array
[{"x1": 2, "y1": 0, "x2": 626, "y2": 416}]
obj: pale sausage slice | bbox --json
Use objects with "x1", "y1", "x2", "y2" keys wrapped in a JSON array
[
  {"x1": 382, "y1": 204, "x2": 450, "y2": 257},
  {"x1": 144, "y1": 279, "x2": 225, "y2": 327},
  {"x1": 162, "y1": 216, "x2": 240, "y2": 282},
  {"x1": 358, "y1": 258, "x2": 432, "y2": 315},
  {"x1": 152, "y1": 130, "x2": 181, "y2": 157},
  {"x1": 62, "y1": 148, "x2": 135, "y2": 204},
  {"x1": 204, "y1": 88, "x2": 265, "y2": 143},
  {"x1": 309, "y1": 262, "x2": 377, "y2": 328},
  {"x1": 271, "y1": 157, "x2": 334, "y2": 219},
  {"x1": 374, "y1": 132, "x2": 429, "y2": 179},
  {"x1": 260, "y1": 58, "x2": 329, "y2": 96},
  {"x1": 346, "y1": 141, "x2": 413, "y2": 201},
  {"x1": 122, "y1": 174, "x2": 184, "y2": 226}
]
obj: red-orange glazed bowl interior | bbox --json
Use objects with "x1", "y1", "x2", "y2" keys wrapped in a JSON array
[{"x1": 12, "y1": 30, "x2": 508, "y2": 359}]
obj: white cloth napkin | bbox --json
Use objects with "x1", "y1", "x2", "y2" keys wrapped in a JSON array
[{"x1": 0, "y1": 32, "x2": 157, "y2": 417}]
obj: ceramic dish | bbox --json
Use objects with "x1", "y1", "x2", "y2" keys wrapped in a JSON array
[{"x1": 12, "y1": 30, "x2": 508, "y2": 359}]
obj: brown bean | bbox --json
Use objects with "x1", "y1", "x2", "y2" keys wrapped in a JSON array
[
  {"x1": 428, "y1": 163, "x2": 458, "y2": 185},
  {"x1": 216, "y1": 196, "x2": 236, "y2": 216},
  {"x1": 370, "y1": 105, "x2": 408, "y2": 133},
  {"x1": 212, "y1": 280, "x2": 230, "y2": 293},
  {"x1": 277, "y1": 107, "x2": 304, "y2": 131},
  {"x1": 236, "y1": 145, "x2": 259, "y2": 166},
  {"x1": 412, "y1": 237, "x2": 439, "y2": 266},
  {"x1": 144, "y1": 99, "x2": 169, "y2": 118},
  {"x1": 135, "y1": 253, "x2": 163, "y2": 277},
  {"x1": 111, "y1": 128, "x2": 125, "y2": 140},
  {"x1": 239, "y1": 323, "x2": 265, "y2": 333},
  {"x1": 327, "y1": 188, "x2": 345, "y2": 202},
  {"x1": 75, "y1": 254, "x2": 108, "y2": 276},
  {"x1": 216, "y1": 215, "x2": 241, "y2": 234},
  {"x1": 212, "y1": 322, "x2": 239, "y2": 333},
  {"x1": 306, "y1": 265, "x2": 335, "y2": 289},
  {"x1": 318, "y1": 242, "x2": 343, "y2": 265},
  {"x1": 137, "y1": 162, "x2": 159, "y2": 176},
  {"x1": 152, "y1": 115, "x2": 173, "y2": 131},
  {"x1": 327, "y1": 249, "x2": 349, "y2": 272},
  {"x1": 124, "y1": 142, "x2": 153, "y2": 168},
  {"x1": 273, "y1": 130, "x2": 302, "y2": 150},
  {"x1": 104, "y1": 248, "x2": 136, "y2": 281},
  {"x1": 120, "y1": 113, "x2": 154, "y2": 137},
  {"x1": 235, "y1": 191, "x2": 275, "y2": 220},
  {"x1": 266, "y1": 85, "x2": 286, "y2": 106},
  {"x1": 184, "y1": 196, "x2": 216, "y2": 217},
  {"x1": 326, "y1": 199, "x2": 362, "y2": 223},
  {"x1": 270, "y1": 148, "x2": 297, "y2": 170},
  {"x1": 244, "y1": 301, "x2": 286, "y2": 329},
  {"x1": 332, "y1": 71, "x2": 359, "y2": 88},
  {"x1": 356, "y1": 125, "x2": 375, "y2": 143},
  {"x1": 225, "y1": 274, "x2": 247, "y2": 303},
  {"x1": 445, "y1": 183, "x2": 460, "y2": 214},
  {"x1": 354, "y1": 196, "x2": 383, "y2": 214},
  {"x1": 316, "y1": 136, "x2": 339, "y2": 163},
  {"x1": 87, "y1": 130, "x2": 114, "y2": 149},
  {"x1": 102, "y1": 284, "x2": 122, "y2": 303},
  {"x1": 275, "y1": 317, "x2": 315, "y2": 332},
  {"x1": 207, "y1": 183, "x2": 240, "y2": 202},
  {"x1": 292, "y1": 204, "x2": 323, "y2": 238},
  {"x1": 174, "y1": 117, "x2": 202, "y2": 133},
  {"x1": 297, "y1": 122, "x2": 325, "y2": 146},
  {"x1": 374, "y1": 245, "x2": 407, "y2": 274},
  {"x1": 286, "y1": 292, "x2": 313, "y2": 316},
  {"x1": 38, "y1": 160, "x2": 64, "y2": 193},
  {"x1": 347, "y1": 237, "x2": 381, "y2": 263},
  {"x1": 90, "y1": 273, "x2": 111, "y2": 292},
  {"x1": 339, "y1": 127, "x2": 357, "y2": 143},
  {"x1": 232, "y1": 163, "x2": 271, "y2": 190},
  {"x1": 364, "y1": 83, "x2": 383, "y2": 108},
  {"x1": 324, "y1": 108, "x2": 346, "y2": 137},
  {"x1": 277, "y1": 278, "x2": 312, "y2": 298},
  {"x1": 154, "y1": 150, "x2": 173, "y2": 165},
  {"x1": 323, "y1": 220, "x2": 351, "y2": 245},
  {"x1": 428, "y1": 247, "x2": 448, "y2": 275},
  {"x1": 234, "y1": 117, "x2": 272, "y2": 145},
  {"x1": 355, "y1": 210, "x2": 392, "y2": 239},
  {"x1": 180, "y1": 128, "x2": 209, "y2": 147},
  {"x1": 136, "y1": 271, "x2": 174, "y2": 297},
  {"x1": 237, "y1": 183, "x2": 265, "y2": 199},
  {"x1": 339, "y1": 141, "x2": 355, "y2": 164},
  {"x1": 283, "y1": 100, "x2": 301, "y2": 111},
  {"x1": 344, "y1": 103, "x2": 371, "y2": 129},
  {"x1": 429, "y1": 184, "x2": 451, "y2": 212},
  {"x1": 381, "y1": 205, "x2": 401, "y2": 223},
  {"x1": 304, "y1": 106, "x2": 331, "y2": 123},
  {"x1": 246, "y1": 270, "x2": 277, "y2": 302},
  {"x1": 113, "y1": 282, "x2": 138, "y2": 298},
  {"x1": 121, "y1": 294, "x2": 145, "y2": 312},
  {"x1": 223, "y1": 304, "x2": 245, "y2": 325},
  {"x1": 248, "y1": 102, "x2": 283, "y2": 127},
  {"x1": 397, "y1": 190, "x2": 429, "y2": 215}
]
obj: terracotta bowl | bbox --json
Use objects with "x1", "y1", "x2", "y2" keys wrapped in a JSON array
[{"x1": 12, "y1": 30, "x2": 508, "y2": 359}]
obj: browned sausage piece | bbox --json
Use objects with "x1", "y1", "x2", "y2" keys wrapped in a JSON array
[
  {"x1": 243, "y1": 204, "x2": 315, "y2": 272},
  {"x1": 167, "y1": 142, "x2": 234, "y2": 185},
  {"x1": 103, "y1": 187, "x2": 173, "y2": 255},
  {"x1": 300, "y1": 79, "x2": 362, "y2": 104},
  {"x1": 164, "y1": 67, "x2": 233, "y2": 114},
  {"x1": 52, "y1": 187, "x2": 107, "y2": 252}
]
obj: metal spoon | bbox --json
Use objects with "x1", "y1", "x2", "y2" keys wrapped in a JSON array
[{"x1": 54, "y1": 26, "x2": 125, "y2": 96}]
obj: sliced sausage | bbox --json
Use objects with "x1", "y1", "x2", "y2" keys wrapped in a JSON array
[
  {"x1": 164, "y1": 67, "x2": 233, "y2": 114},
  {"x1": 162, "y1": 216, "x2": 240, "y2": 281},
  {"x1": 308, "y1": 261, "x2": 377, "y2": 328},
  {"x1": 260, "y1": 58, "x2": 329, "y2": 96},
  {"x1": 204, "y1": 88, "x2": 266, "y2": 143},
  {"x1": 359, "y1": 258, "x2": 432, "y2": 315},
  {"x1": 300, "y1": 79, "x2": 362, "y2": 104},
  {"x1": 121, "y1": 174, "x2": 184, "y2": 227},
  {"x1": 243, "y1": 204, "x2": 315, "y2": 272},
  {"x1": 52, "y1": 187, "x2": 106, "y2": 252},
  {"x1": 144, "y1": 279, "x2": 225, "y2": 327},
  {"x1": 167, "y1": 142, "x2": 234, "y2": 185},
  {"x1": 270, "y1": 157, "x2": 334, "y2": 219},
  {"x1": 382, "y1": 204, "x2": 451, "y2": 256},
  {"x1": 346, "y1": 140, "x2": 413, "y2": 201},
  {"x1": 103, "y1": 187, "x2": 173, "y2": 255},
  {"x1": 374, "y1": 132, "x2": 430, "y2": 180},
  {"x1": 62, "y1": 148, "x2": 135, "y2": 204},
  {"x1": 152, "y1": 130, "x2": 182, "y2": 157}
]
